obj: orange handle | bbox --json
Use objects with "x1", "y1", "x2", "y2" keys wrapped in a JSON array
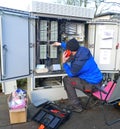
[{"x1": 38, "y1": 124, "x2": 45, "y2": 129}]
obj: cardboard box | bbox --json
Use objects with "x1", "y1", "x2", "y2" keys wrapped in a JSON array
[
  {"x1": 8, "y1": 93, "x2": 27, "y2": 124},
  {"x1": 9, "y1": 108, "x2": 27, "y2": 124}
]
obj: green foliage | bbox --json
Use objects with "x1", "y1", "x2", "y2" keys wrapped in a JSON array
[{"x1": 17, "y1": 78, "x2": 27, "y2": 90}]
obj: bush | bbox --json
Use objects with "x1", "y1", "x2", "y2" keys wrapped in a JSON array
[{"x1": 17, "y1": 78, "x2": 27, "y2": 90}]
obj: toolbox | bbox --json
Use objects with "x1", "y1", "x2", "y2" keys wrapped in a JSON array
[{"x1": 32, "y1": 102, "x2": 71, "y2": 129}]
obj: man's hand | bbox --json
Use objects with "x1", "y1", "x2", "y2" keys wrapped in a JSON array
[
  {"x1": 52, "y1": 42, "x2": 61, "y2": 47},
  {"x1": 62, "y1": 51, "x2": 70, "y2": 64}
]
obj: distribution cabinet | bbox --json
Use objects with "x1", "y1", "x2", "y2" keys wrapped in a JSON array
[
  {"x1": 0, "y1": 2, "x2": 120, "y2": 100},
  {"x1": 29, "y1": 1, "x2": 95, "y2": 95},
  {"x1": 2, "y1": 2, "x2": 120, "y2": 100},
  {"x1": 0, "y1": 3, "x2": 95, "y2": 100}
]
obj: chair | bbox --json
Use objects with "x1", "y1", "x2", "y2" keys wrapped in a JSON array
[{"x1": 85, "y1": 76, "x2": 120, "y2": 126}]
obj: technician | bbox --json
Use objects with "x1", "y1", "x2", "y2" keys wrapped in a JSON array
[{"x1": 52, "y1": 38, "x2": 103, "y2": 112}]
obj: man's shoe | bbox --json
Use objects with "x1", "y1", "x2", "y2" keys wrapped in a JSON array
[
  {"x1": 66, "y1": 104, "x2": 83, "y2": 113},
  {"x1": 72, "y1": 105, "x2": 83, "y2": 113}
]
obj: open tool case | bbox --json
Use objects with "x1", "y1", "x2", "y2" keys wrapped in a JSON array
[{"x1": 32, "y1": 102, "x2": 71, "y2": 129}]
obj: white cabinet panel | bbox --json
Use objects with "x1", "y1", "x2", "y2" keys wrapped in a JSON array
[{"x1": 0, "y1": 13, "x2": 30, "y2": 80}]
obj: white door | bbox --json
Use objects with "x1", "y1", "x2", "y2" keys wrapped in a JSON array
[
  {"x1": 93, "y1": 24, "x2": 118, "y2": 71},
  {"x1": 0, "y1": 12, "x2": 30, "y2": 80}
]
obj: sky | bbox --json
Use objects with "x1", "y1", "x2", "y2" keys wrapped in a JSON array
[{"x1": 0, "y1": 0, "x2": 120, "y2": 11}]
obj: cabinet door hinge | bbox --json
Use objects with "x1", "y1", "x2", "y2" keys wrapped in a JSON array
[
  {"x1": 30, "y1": 69, "x2": 33, "y2": 74},
  {"x1": 30, "y1": 43, "x2": 35, "y2": 48}
]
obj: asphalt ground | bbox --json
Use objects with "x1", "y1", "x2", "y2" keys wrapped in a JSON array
[{"x1": 0, "y1": 93, "x2": 120, "y2": 129}]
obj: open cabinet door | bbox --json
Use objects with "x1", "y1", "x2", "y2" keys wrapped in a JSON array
[
  {"x1": 0, "y1": 12, "x2": 30, "y2": 80},
  {"x1": 94, "y1": 24, "x2": 118, "y2": 71},
  {"x1": 88, "y1": 23, "x2": 118, "y2": 71}
]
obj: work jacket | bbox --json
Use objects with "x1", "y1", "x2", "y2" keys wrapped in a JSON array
[{"x1": 61, "y1": 42, "x2": 103, "y2": 84}]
